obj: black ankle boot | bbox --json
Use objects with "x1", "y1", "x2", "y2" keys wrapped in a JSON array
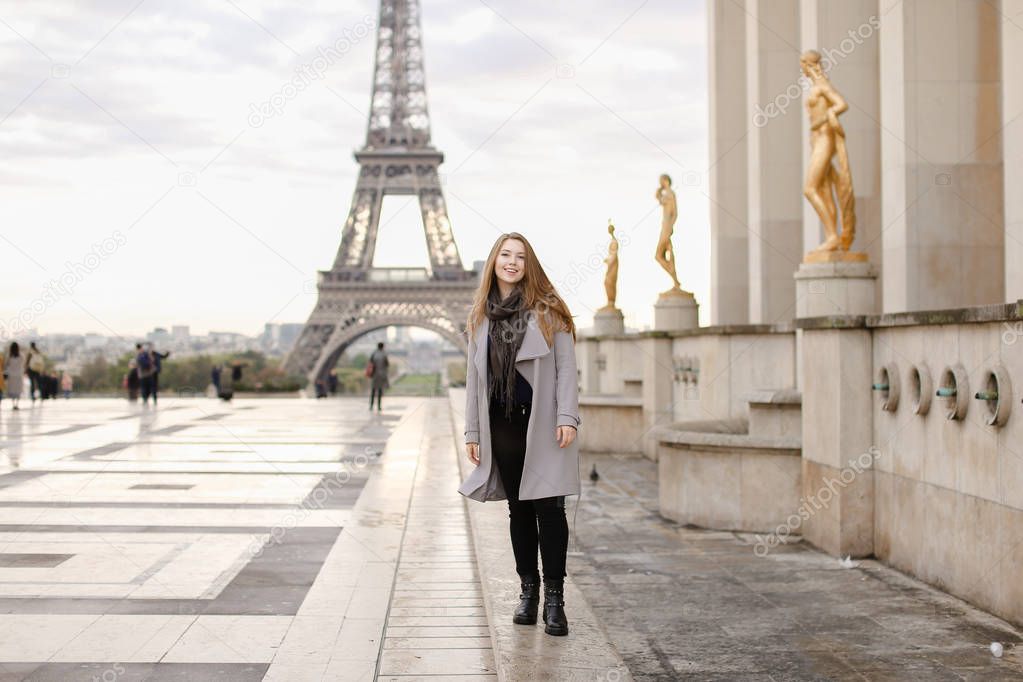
[
  {"x1": 542, "y1": 578, "x2": 568, "y2": 636},
  {"x1": 513, "y1": 574, "x2": 540, "y2": 625}
]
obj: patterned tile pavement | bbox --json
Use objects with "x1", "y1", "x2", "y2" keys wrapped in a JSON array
[{"x1": 0, "y1": 396, "x2": 492, "y2": 681}]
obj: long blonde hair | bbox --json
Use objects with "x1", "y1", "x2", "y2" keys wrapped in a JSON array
[{"x1": 466, "y1": 232, "x2": 576, "y2": 345}]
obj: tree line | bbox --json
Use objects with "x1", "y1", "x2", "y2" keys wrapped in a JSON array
[{"x1": 73, "y1": 350, "x2": 375, "y2": 395}]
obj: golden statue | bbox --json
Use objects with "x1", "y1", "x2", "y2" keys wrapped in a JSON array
[
  {"x1": 601, "y1": 219, "x2": 619, "y2": 310},
  {"x1": 801, "y1": 50, "x2": 865, "y2": 263},
  {"x1": 655, "y1": 174, "x2": 690, "y2": 295}
]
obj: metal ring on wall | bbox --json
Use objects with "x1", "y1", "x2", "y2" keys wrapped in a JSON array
[
  {"x1": 874, "y1": 363, "x2": 900, "y2": 412},
  {"x1": 909, "y1": 364, "x2": 932, "y2": 416},
  {"x1": 976, "y1": 366, "x2": 1012, "y2": 427},
  {"x1": 937, "y1": 364, "x2": 969, "y2": 421}
]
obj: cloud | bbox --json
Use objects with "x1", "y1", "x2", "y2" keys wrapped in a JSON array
[{"x1": 0, "y1": 0, "x2": 709, "y2": 336}]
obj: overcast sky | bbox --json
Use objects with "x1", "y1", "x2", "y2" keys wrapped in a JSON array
[{"x1": 0, "y1": 0, "x2": 708, "y2": 341}]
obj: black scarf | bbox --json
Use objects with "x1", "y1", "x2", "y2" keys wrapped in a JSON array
[{"x1": 485, "y1": 284, "x2": 529, "y2": 419}]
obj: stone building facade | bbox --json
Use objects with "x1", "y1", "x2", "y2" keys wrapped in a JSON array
[{"x1": 577, "y1": 0, "x2": 1023, "y2": 628}]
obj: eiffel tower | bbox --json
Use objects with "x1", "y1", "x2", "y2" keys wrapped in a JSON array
[{"x1": 285, "y1": 0, "x2": 478, "y2": 384}]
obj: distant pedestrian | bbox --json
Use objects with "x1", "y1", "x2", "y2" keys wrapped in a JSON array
[
  {"x1": 44, "y1": 370, "x2": 59, "y2": 400},
  {"x1": 61, "y1": 371, "x2": 73, "y2": 399},
  {"x1": 126, "y1": 358, "x2": 140, "y2": 402},
  {"x1": 327, "y1": 368, "x2": 339, "y2": 396},
  {"x1": 25, "y1": 342, "x2": 44, "y2": 403},
  {"x1": 218, "y1": 361, "x2": 244, "y2": 401},
  {"x1": 149, "y1": 345, "x2": 170, "y2": 404},
  {"x1": 211, "y1": 364, "x2": 222, "y2": 396},
  {"x1": 219, "y1": 365, "x2": 233, "y2": 401},
  {"x1": 136, "y1": 343, "x2": 157, "y2": 405},
  {"x1": 368, "y1": 342, "x2": 389, "y2": 411},
  {"x1": 4, "y1": 343, "x2": 25, "y2": 410}
]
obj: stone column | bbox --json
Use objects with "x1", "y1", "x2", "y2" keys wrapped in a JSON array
[
  {"x1": 799, "y1": 322, "x2": 874, "y2": 557},
  {"x1": 640, "y1": 334, "x2": 673, "y2": 460},
  {"x1": 745, "y1": 0, "x2": 804, "y2": 323},
  {"x1": 799, "y1": 0, "x2": 882, "y2": 310},
  {"x1": 879, "y1": 0, "x2": 1004, "y2": 312},
  {"x1": 1003, "y1": 0, "x2": 1023, "y2": 301},
  {"x1": 708, "y1": 0, "x2": 750, "y2": 325},
  {"x1": 575, "y1": 337, "x2": 600, "y2": 394}
]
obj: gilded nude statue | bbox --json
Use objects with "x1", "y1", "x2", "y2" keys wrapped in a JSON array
[
  {"x1": 654, "y1": 174, "x2": 688, "y2": 294},
  {"x1": 801, "y1": 49, "x2": 860, "y2": 260},
  {"x1": 602, "y1": 219, "x2": 619, "y2": 309}
]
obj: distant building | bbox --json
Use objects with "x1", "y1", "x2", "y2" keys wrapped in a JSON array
[
  {"x1": 147, "y1": 327, "x2": 171, "y2": 347},
  {"x1": 171, "y1": 325, "x2": 191, "y2": 344},
  {"x1": 261, "y1": 323, "x2": 304, "y2": 356}
]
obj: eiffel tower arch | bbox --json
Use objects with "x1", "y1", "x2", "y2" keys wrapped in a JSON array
[{"x1": 285, "y1": 0, "x2": 479, "y2": 384}]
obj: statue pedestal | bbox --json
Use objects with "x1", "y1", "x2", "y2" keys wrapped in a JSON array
[
  {"x1": 794, "y1": 258, "x2": 877, "y2": 317},
  {"x1": 593, "y1": 306, "x2": 625, "y2": 335},
  {"x1": 796, "y1": 255, "x2": 878, "y2": 557},
  {"x1": 653, "y1": 288, "x2": 699, "y2": 331}
]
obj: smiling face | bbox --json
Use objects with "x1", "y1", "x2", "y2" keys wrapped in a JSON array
[{"x1": 494, "y1": 238, "x2": 526, "y2": 290}]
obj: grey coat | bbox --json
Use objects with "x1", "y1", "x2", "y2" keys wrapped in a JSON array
[
  {"x1": 369, "y1": 349, "x2": 389, "y2": 390},
  {"x1": 458, "y1": 311, "x2": 582, "y2": 502}
]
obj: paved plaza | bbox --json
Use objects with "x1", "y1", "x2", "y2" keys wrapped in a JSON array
[
  {"x1": 0, "y1": 396, "x2": 492, "y2": 681},
  {"x1": 0, "y1": 395, "x2": 1020, "y2": 681}
]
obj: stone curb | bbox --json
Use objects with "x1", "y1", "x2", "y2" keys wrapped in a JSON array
[{"x1": 447, "y1": 388, "x2": 633, "y2": 682}]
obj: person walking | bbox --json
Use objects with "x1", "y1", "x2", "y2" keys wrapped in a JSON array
[
  {"x1": 42, "y1": 369, "x2": 57, "y2": 400},
  {"x1": 149, "y1": 346, "x2": 170, "y2": 404},
  {"x1": 135, "y1": 343, "x2": 157, "y2": 405},
  {"x1": 218, "y1": 361, "x2": 245, "y2": 401},
  {"x1": 4, "y1": 343, "x2": 25, "y2": 411},
  {"x1": 126, "y1": 358, "x2": 140, "y2": 402},
  {"x1": 25, "y1": 342, "x2": 44, "y2": 403},
  {"x1": 60, "y1": 370, "x2": 73, "y2": 399},
  {"x1": 368, "y1": 342, "x2": 389, "y2": 411},
  {"x1": 458, "y1": 232, "x2": 581, "y2": 637},
  {"x1": 210, "y1": 364, "x2": 222, "y2": 397}
]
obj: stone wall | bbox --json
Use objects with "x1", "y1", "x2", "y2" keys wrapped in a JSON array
[
  {"x1": 869, "y1": 305, "x2": 1023, "y2": 626},
  {"x1": 582, "y1": 301, "x2": 1023, "y2": 626},
  {"x1": 578, "y1": 325, "x2": 797, "y2": 459}
]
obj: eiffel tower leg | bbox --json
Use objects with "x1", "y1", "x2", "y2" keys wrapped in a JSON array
[
  {"x1": 333, "y1": 185, "x2": 380, "y2": 271},
  {"x1": 283, "y1": 315, "x2": 335, "y2": 380},
  {"x1": 419, "y1": 186, "x2": 463, "y2": 276}
]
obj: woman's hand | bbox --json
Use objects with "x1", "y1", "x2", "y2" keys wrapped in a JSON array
[
  {"x1": 466, "y1": 442, "x2": 480, "y2": 466},
  {"x1": 555, "y1": 425, "x2": 577, "y2": 449}
]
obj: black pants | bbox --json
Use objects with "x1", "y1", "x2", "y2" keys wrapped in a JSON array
[
  {"x1": 27, "y1": 370, "x2": 40, "y2": 400},
  {"x1": 489, "y1": 399, "x2": 569, "y2": 581},
  {"x1": 140, "y1": 375, "x2": 155, "y2": 403},
  {"x1": 370, "y1": 387, "x2": 383, "y2": 410}
]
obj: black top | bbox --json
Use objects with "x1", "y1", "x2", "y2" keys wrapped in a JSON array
[{"x1": 486, "y1": 334, "x2": 533, "y2": 407}]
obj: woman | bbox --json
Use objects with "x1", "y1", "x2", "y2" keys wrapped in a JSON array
[
  {"x1": 458, "y1": 232, "x2": 581, "y2": 637},
  {"x1": 5, "y1": 343, "x2": 25, "y2": 410}
]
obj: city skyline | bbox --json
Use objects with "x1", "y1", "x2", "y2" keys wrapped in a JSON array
[{"x1": 0, "y1": 0, "x2": 708, "y2": 338}]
